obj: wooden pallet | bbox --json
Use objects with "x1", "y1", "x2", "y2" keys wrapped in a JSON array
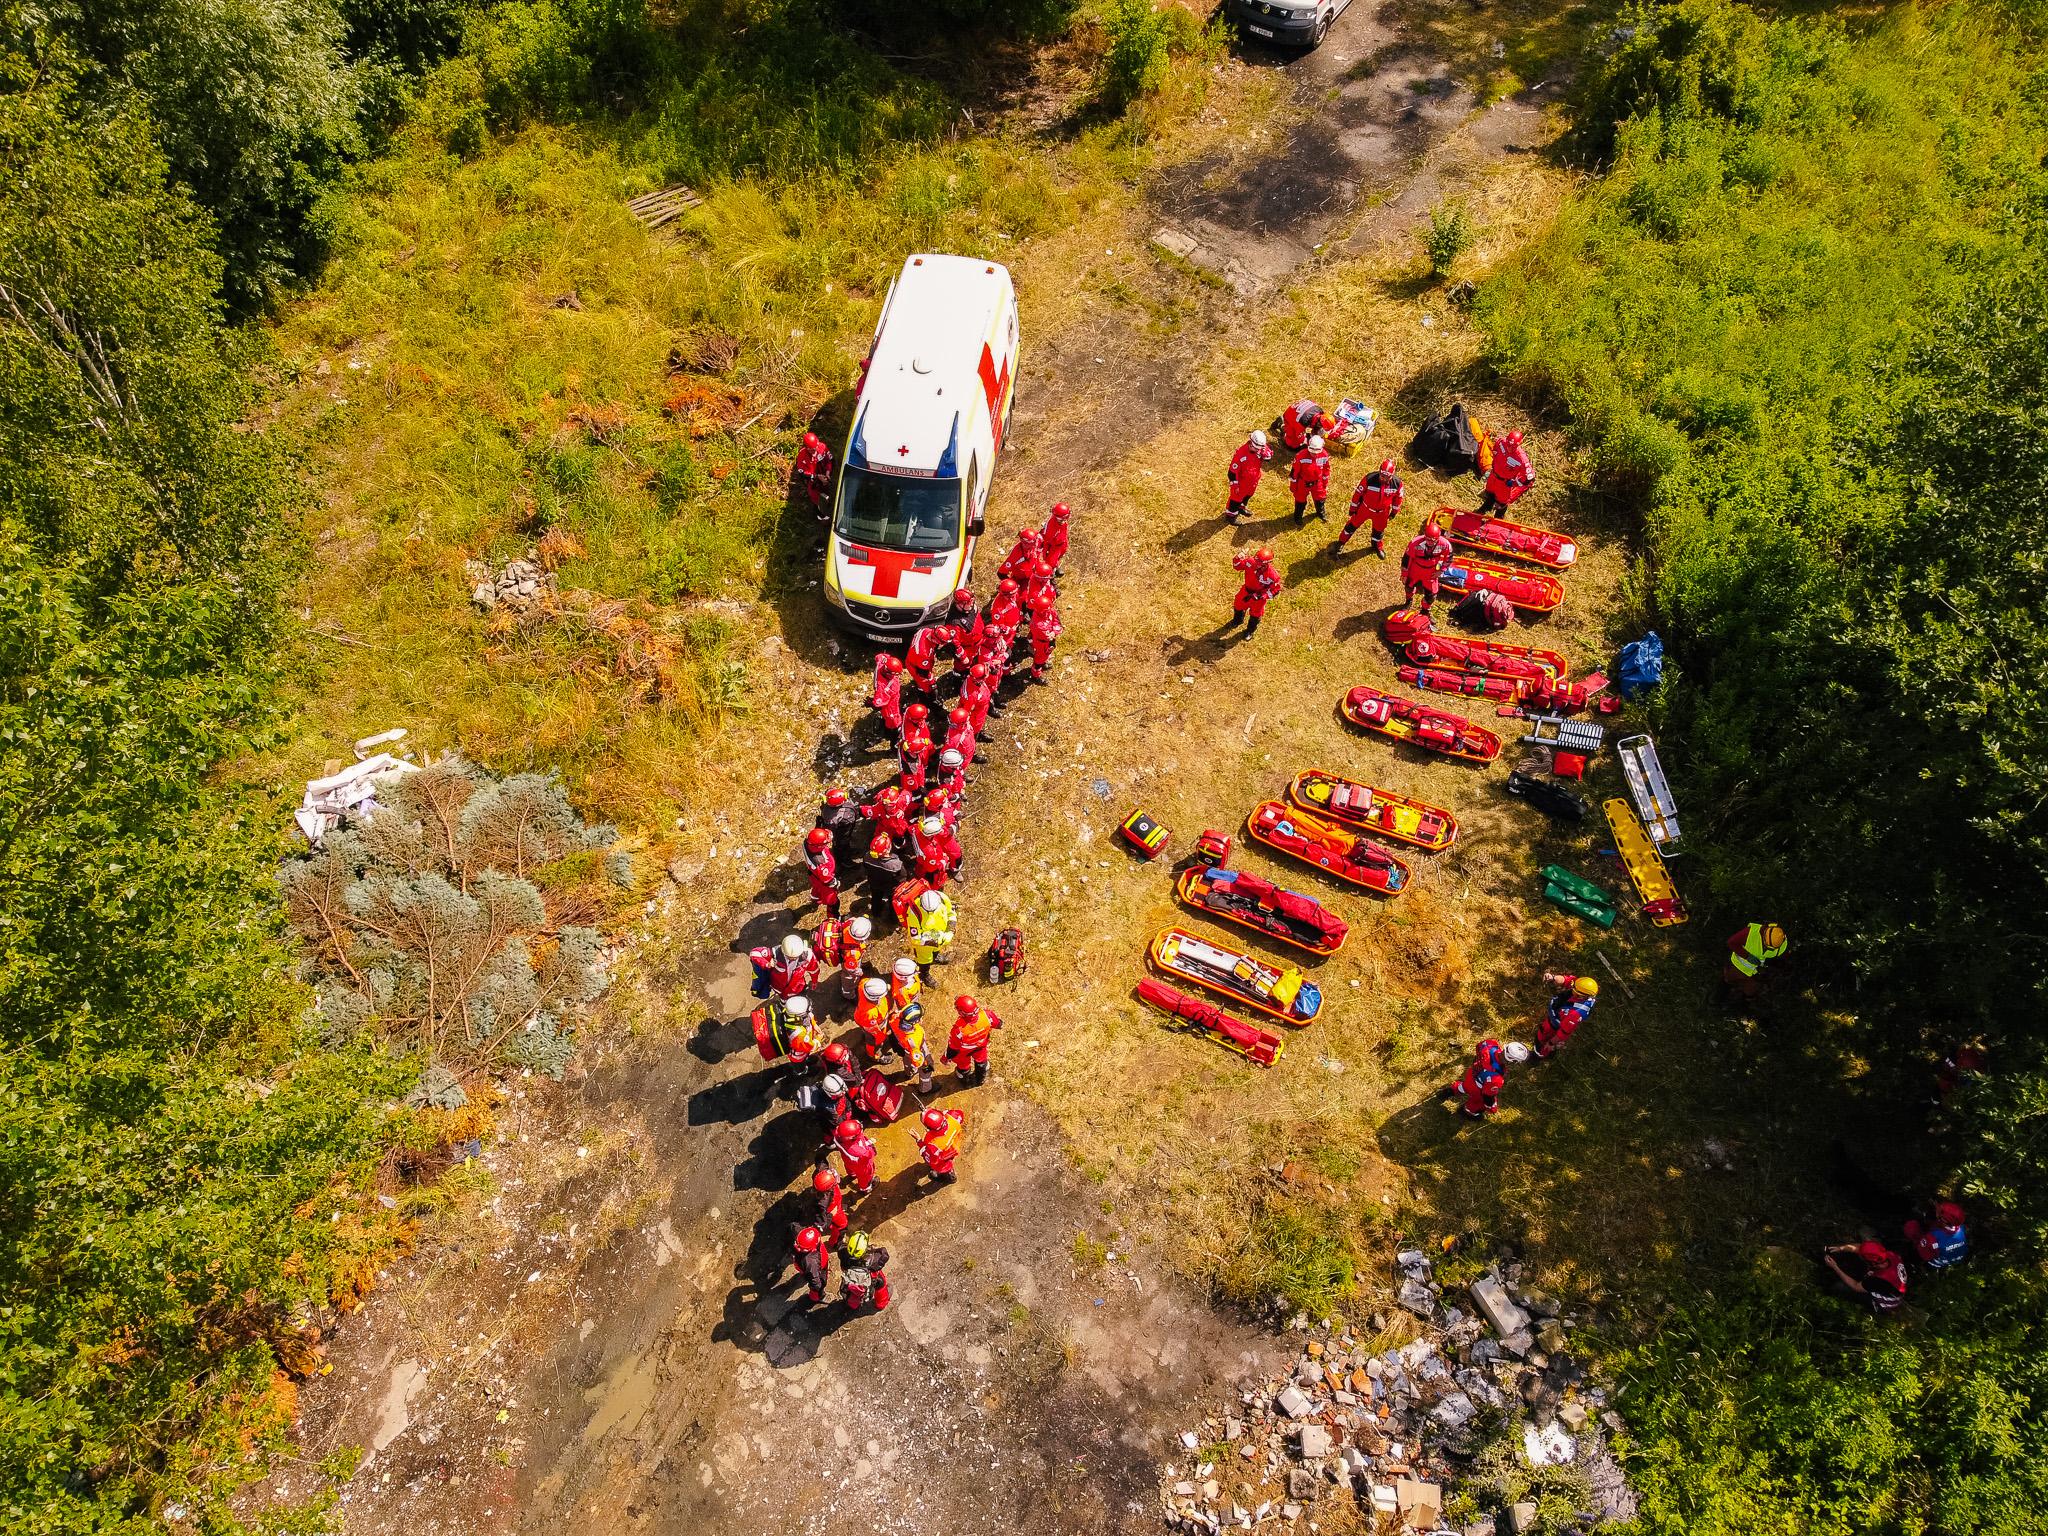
[{"x1": 628, "y1": 184, "x2": 704, "y2": 230}]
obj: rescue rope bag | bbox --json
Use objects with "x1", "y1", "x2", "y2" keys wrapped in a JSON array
[{"x1": 986, "y1": 926, "x2": 1027, "y2": 983}]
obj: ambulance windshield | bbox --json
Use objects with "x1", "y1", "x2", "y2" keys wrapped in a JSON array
[{"x1": 836, "y1": 467, "x2": 962, "y2": 553}]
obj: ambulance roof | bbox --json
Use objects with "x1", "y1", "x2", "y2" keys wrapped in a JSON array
[{"x1": 851, "y1": 254, "x2": 1012, "y2": 478}]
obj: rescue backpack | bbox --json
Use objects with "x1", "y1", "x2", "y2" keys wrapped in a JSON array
[{"x1": 986, "y1": 926, "x2": 1027, "y2": 983}]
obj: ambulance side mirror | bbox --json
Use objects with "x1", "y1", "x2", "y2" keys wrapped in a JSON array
[{"x1": 969, "y1": 510, "x2": 986, "y2": 537}]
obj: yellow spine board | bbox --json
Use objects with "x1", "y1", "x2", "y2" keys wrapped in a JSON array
[{"x1": 1603, "y1": 798, "x2": 1687, "y2": 927}]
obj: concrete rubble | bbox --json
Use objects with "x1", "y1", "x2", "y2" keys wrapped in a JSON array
[{"x1": 1155, "y1": 1251, "x2": 1641, "y2": 1534}]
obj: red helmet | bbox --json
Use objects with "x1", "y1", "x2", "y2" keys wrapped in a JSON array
[
  {"x1": 955, "y1": 995, "x2": 976, "y2": 1014},
  {"x1": 813, "y1": 1165, "x2": 840, "y2": 1193},
  {"x1": 803, "y1": 431, "x2": 822, "y2": 450},
  {"x1": 905, "y1": 702, "x2": 929, "y2": 725},
  {"x1": 921, "y1": 1108, "x2": 948, "y2": 1133},
  {"x1": 868, "y1": 833, "x2": 893, "y2": 857},
  {"x1": 952, "y1": 587, "x2": 974, "y2": 607},
  {"x1": 1505, "y1": 429, "x2": 1524, "y2": 448},
  {"x1": 998, "y1": 577, "x2": 1020, "y2": 596},
  {"x1": 1049, "y1": 501, "x2": 1070, "y2": 521},
  {"x1": 877, "y1": 654, "x2": 903, "y2": 674},
  {"x1": 795, "y1": 1225, "x2": 823, "y2": 1252},
  {"x1": 824, "y1": 786, "x2": 848, "y2": 807},
  {"x1": 820, "y1": 1043, "x2": 854, "y2": 1074},
  {"x1": 1380, "y1": 458, "x2": 1396, "y2": 474},
  {"x1": 1033, "y1": 559, "x2": 1054, "y2": 578},
  {"x1": 1017, "y1": 528, "x2": 1040, "y2": 546},
  {"x1": 832, "y1": 1117, "x2": 863, "y2": 1145},
  {"x1": 949, "y1": 706, "x2": 970, "y2": 726},
  {"x1": 968, "y1": 664, "x2": 989, "y2": 683},
  {"x1": 805, "y1": 828, "x2": 831, "y2": 853},
  {"x1": 1255, "y1": 546, "x2": 1274, "y2": 562}
]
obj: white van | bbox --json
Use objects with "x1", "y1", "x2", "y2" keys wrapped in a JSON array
[{"x1": 823, "y1": 253, "x2": 1019, "y2": 636}]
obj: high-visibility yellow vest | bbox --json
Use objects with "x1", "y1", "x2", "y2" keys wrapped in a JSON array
[{"x1": 1730, "y1": 923, "x2": 1787, "y2": 978}]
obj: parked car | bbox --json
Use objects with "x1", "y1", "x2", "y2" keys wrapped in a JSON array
[{"x1": 1226, "y1": 0, "x2": 1352, "y2": 49}]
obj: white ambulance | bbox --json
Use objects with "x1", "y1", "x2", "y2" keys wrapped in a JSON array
[{"x1": 823, "y1": 253, "x2": 1019, "y2": 636}]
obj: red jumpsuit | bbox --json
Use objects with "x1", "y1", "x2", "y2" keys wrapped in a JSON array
[
  {"x1": 1282, "y1": 400, "x2": 1323, "y2": 452},
  {"x1": 933, "y1": 757, "x2": 967, "y2": 804},
  {"x1": 1028, "y1": 610, "x2": 1062, "y2": 681},
  {"x1": 948, "y1": 604, "x2": 985, "y2": 660},
  {"x1": 1021, "y1": 561, "x2": 1057, "y2": 619},
  {"x1": 832, "y1": 1118, "x2": 877, "y2": 1192},
  {"x1": 898, "y1": 727, "x2": 934, "y2": 797},
  {"x1": 959, "y1": 670, "x2": 994, "y2": 735},
  {"x1": 793, "y1": 1233, "x2": 829, "y2": 1303},
  {"x1": 1338, "y1": 469, "x2": 1402, "y2": 551},
  {"x1": 805, "y1": 846, "x2": 839, "y2": 914},
  {"x1": 1535, "y1": 981, "x2": 1596, "y2": 1058},
  {"x1": 943, "y1": 714, "x2": 977, "y2": 772},
  {"x1": 767, "y1": 950, "x2": 819, "y2": 1000},
  {"x1": 998, "y1": 530, "x2": 1042, "y2": 584},
  {"x1": 870, "y1": 656, "x2": 904, "y2": 732},
  {"x1": 1482, "y1": 440, "x2": 1534, "y2": 511},
  {"x1": 947, "y1": 1004, "x2": 1002, "y2": 1080},
  {"x1": 860, "y1": 785, "x2": 912, "y2": 841},
  {"x1": 918, "y1": 1108, "x2": 966, "y2": 1176},
  {"x1": 1401, "y1": 526, "x2": 1452, "y2": 609},
  {"x1": 905, "y1": 625, "x2": 951, "y2": 695},
  {"x1": 1226, "y1": 440, "x2": 1267, "y2": 518},
  {"x1": 814, "y1": 1173, "x2": 849, "y2": 1246},
  {"x1": 909, "y1": 823, "x2": 963, "y2": 885},
  {"x1": 1041, "y1": 510, "x2": 1070, "y2": 571},
  {"x1": 793, "y1": 433, "x2": 834, "y2": 514},
  {"x1": 1289, "y1": 446, "x2": 1332, "y2": 521},
  {"x1": 985, "y1": 589, "x2": 1022, "y2": 664},
  {"x1": 1230, "y1": 552, "x2": 1282, "y2": 628},
  {"x1": 1453, "y1": 1039, "x2": 1507, "y2": 1117}
]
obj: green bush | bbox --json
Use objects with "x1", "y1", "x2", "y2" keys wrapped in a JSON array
[
  {"x1": 1423, "y1": 199, "x2": 1475, "y2": 279},
  {"x1": 1098, "y1": 0, "x2": 1178, "y2": 109}
]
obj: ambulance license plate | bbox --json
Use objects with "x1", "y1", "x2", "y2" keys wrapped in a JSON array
[{"x1": 1248, "y1": 24, "x2": 1273, "y2": 36}]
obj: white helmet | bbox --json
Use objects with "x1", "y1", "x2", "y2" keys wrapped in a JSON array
[
  {"x1": 892, "y1": 956, "x2": 917, "y2": 980},
  {"x1": 821, "y1": 1073, "x2": 847, "y2": 1097},
  {"x1": 1250, "y1": 429, "x2": 1268, "y2": 448},
  {"x1": 918, "y1": 889, "x2": 946, "y2": 914},
  {"x1": 848, "y1": 916, "x2": 872, "y2": 942},
  {"x1": 938, "y1": 748, "x2": 964, "y2": 770},
  {"x1": 1308, "y1": 433, "x2": 1325, "y2": 452},
  {"x1": 784, "y1": 995, "x2": 812, "y2": 1020},
  {"x1": 1504, "y1": 1041, "x2": 1530, "y2": 1064},
  {"x1": 920, "y1": 815, "x2": 943, "y2": 836},
  {"x1": 780, "y1": 934, "x2": 809, "y2": 963},
  {"x1": 861, "y1": 976, "x2": 887, "y2": 1001}
]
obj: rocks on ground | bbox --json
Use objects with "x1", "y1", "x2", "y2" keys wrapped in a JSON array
[
  {"x1": 1154, "y1": 1249, "x2": 1640, "y2": 1533},
  {"x1": 467, "y1": 554, "x2": 557, "y2": 612}
]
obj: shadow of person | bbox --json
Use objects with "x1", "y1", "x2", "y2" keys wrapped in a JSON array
[
  {"x1": 839, "y1": 1162, "x2": 935, "y2": 1230},
  {"x1": 685, "y1": 1056, "x2": 779, "y2": 1127},
  {"x1": 1333, "y1": 601, "x2": 1409, "y2": 647},
  {"x1": 732, "y1": 1102, "x2": 831, "y2": 1191},
  {"x1": 1164, "y1": 515, "x2": 1236, "y2": 557},
  {"x1": 1285, "y1": 543, "x2": 1345, "y2": 588},
  {"x1": 1164, "y1": 625, "x2": 1249, "y2": 670},
  {"x1": 688, "y1": 1012, "x2": 755, "y2": 1065}
]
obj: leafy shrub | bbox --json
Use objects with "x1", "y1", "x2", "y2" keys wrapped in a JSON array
[
  {"x1": 1098, "y1": 0, "x2": 1188, "y2": 109},
  {"x1": 1423, "y1": 199, "x2": 1475, "y2": 279}
]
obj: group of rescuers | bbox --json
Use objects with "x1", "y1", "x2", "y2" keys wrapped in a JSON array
[
  {"x1": 1218, "y1": 398, "x2": 1534, "y2": 638},
  {"x1": 761, "y1": 502, "x2": 1072, "y2": 1320}
]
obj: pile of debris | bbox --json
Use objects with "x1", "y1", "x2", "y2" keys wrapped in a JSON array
[
  {"x1": 467, "y1": 554, "x2": 557, "y2": 612},
  {"x1": 1157, "y1": 1251, "x2": 1638, "y2": 1534}
]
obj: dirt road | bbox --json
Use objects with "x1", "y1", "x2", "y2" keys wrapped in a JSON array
[{"x1": 259, "y1": 13, "x2": 1567, "y2": 1534}]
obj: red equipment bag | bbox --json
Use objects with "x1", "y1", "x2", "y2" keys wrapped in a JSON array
[
  {"x1": 1383, "y1": 608, "x2": 1435, "y2": 646},
  {"x1": 855, "y1": 1066, "x2": 904, "y2": 1124},
  {"x1": 1193, "y1": 829, "x2": 1233, "y2": 866},
  {"x1": 1553, "y1": 752, "x2": 1587, "y2": 779}
]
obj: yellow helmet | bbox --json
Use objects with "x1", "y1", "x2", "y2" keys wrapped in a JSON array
[
  {"x1": 1572, "y1": 975, "x2": 1600, "y2": 998},
  {"x1": 843, "y1": 1231, "x2": 869, "y2": 1260},
  {"x1": 1761, "y1": 922, "x2": 1788, "y2": 955}
]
